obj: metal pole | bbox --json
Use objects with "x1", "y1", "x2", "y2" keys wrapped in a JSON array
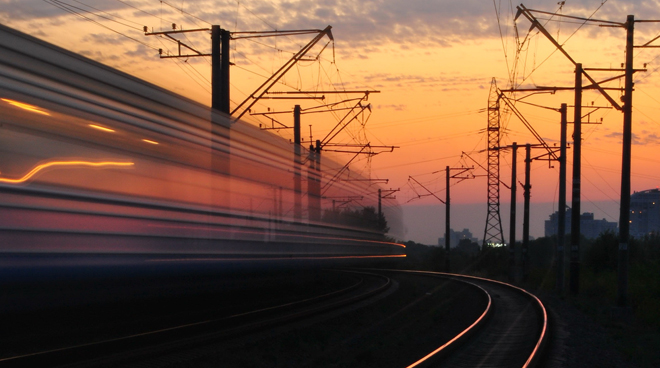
[
  {"x1": 308, "y1": 143, "x2": 316, "y2": 221},
  {"x1": 211, "y1": 26, "x2": 230, "y2": 114},
  {"x1": 220, "y1": 29, "x2": 231, "y2": 114},
  {"x1": 509, "y1": 142, "x2": 518, "y2": 282},
  {"x1": 618, "y1": 15, "x2": 634, "y2": 307},
  {"x1": 570, "y1": 63, "x2": 583, "y2": 295},
  {"x1": 557, "y1": 103, "x2": 568, "y2": 294},
  {"x1": 312, "y1": 140, "x2": 322, "y2": 221},
  {"x1": 293, "y1": 105, "x2": 302, "y2": 221},
  {"x1": 211, "y1": 25, "x2": 220, "y2": 111},
  {"x1": 378, "y1": 188, "x2": 382, "y2": 219},
  {"x1": 445, "y1": 165, "x2": 451, "y2": 273},
  {"x1": 210, "y1": 25, "x2": 232, "y2": 220},
  {"x1": 523, "y1": 144, "x2": 531, "y2": 281}
]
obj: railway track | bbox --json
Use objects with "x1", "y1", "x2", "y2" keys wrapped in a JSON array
[
  {"x1": 400, "y1": 270, "x2": 548, "y2": 368},
  {"x1": 0, "y1": 270, "x2": 391, "y2": 367},
  {"x1": 2, "y1": 270, "x2": 547, "y2": 368}
]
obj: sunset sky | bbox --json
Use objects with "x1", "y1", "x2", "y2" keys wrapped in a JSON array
[{"x1": 2, "y1": 0, "x2": 660, "y2": 244}]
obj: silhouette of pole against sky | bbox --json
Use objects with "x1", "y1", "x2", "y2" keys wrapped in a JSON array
[
  {"x1": 557, "y1": 104, "x2": 568, "y2": 294},
  {"x1": 570, "y1": 63, "x2": 582, "y2": 295},
  {"x1": 509, "y1": 142, "x2": 517, "y2": 283},
  {"x1": 293, "y1": 105, "x2": 302, "y2": 221},
  {"x1": 511, "y1": 6, "x2": 660, "y2": 302}
]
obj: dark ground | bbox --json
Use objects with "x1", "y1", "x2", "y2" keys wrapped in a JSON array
[{"x1": 539, "y1": 293, "x2": 641, "y2": 368}]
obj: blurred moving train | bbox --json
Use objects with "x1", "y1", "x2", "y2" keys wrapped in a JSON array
[{"x1": 0, "y1": 23, "x2": 405, "y2": 271}]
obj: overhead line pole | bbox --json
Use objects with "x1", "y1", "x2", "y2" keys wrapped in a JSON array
[
  {"x1": 613, "y1": 14, "x2": 660, "y2": 308},
  {"x1": 509, "y1": 142, "x2": 518, "y2": 282},
  {"x1": 513, "y1": 7, "x2": 654, "y2": 298},
  {"x1": 557, "y1": 103, "x2": 568, "y2": 294},
  {"x1": 570, "y1": 63, "x2": 583, "y2": 296},
  {"x1": 441, "y1": 167, "x2": 475, "y2": 272},
  {"x1": 618, "y1": 15, "x2": 634, "y2": 307},
  {"x1": 293, "y1": 105, "x2": 302, "y2": 221},
  {"x1": 211, "y1": 26, "x2": 231, "y2": 114},
  {"x1": 515, "y1": 5, "x2": 623, "y2": 111},
  {"x1": 445, "y1": 166, "x2": 451, "y2": 272},
  {"x1": 522, "y1": 144, "x2": 532, "y2": 281},
  {"x1": 408, "y1": 169, "x2": 475, "y2": 272},
  {"x1": 231, "y1": 26, "x2": 334, "y2": 120}
]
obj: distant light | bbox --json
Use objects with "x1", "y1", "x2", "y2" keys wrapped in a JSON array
[
  {"x1": 0, "y1": 160, "x2": 134, "y2": 184},
  {"x1": 2, "y1": 98, "x2": 50, "y2": 116},
  {"x1": 142, "y1": 139, "x2": 159, "y2": 145},
  {"x1": 89, "y1": 124, "x2": 115, "y2": 132}
]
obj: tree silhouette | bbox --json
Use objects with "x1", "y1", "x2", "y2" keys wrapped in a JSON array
[{"x1": 322, "y1": 206, "x2": 389, "y2": 233}]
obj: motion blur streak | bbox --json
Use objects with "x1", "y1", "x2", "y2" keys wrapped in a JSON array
[
  {"x1": 1, "y1": 98, "x2": 50, "y2": 115},
  {"x1": 146, "y1": 255, "x2": 407, "y2": 263},
  {"x1": 88, "y1": 124, "x2": 115, "y2": 132},
  {"x1": 0, "y1": 23, "x2": 404, "y2": 269},
  {"x1": 0, "y1": 161, "x2": 134, "y2": 184}
]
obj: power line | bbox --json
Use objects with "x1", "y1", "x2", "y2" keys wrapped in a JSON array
[
  {"x1": 113, "y1": 0, "x2": 163, "y2": 21},
  {"x1": 514, "y1": 1, "x2": 609, "y2": 88},
  {"x1": 70, "y1": 0, "x2": 143, "y2": 27},
  {"x1": 160, "y1": 0, "x2": 212, "y2": 26},
  {"x1": 44, "y1": 0, "x2": 159, "y2": 51},
  {"x1": 47, "y1": 0, "x2": 142, "y2": 31}
]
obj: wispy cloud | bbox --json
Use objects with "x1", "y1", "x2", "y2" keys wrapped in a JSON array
[
  {"x1": 378, "y1": 103, "x2": 407, "y2": 111},
  {"x1": 605, "y1": 131, "x2": 660, "y2": 145},
  {"x1": 6, "y1": 0, "x2": 660, "y2": 62}
]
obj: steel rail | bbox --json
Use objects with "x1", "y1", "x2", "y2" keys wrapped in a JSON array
[
  {"x1": 386, "y1": 270, "x2": 548, "y2": 368},
  {"x1": 0, "y1": 271, "x2": 391, "y2": 367}
]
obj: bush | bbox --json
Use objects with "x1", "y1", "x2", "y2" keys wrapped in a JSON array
[{"x1": 583, "y1": 230, "x2": 619, "y2": 273}]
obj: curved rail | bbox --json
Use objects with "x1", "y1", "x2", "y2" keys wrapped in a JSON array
[
  {"x1": 390, "y1": 270, "x2": 548, "y2": 368},
  {"x1": 406, "y1": 279, "x2": 492, "y2": 367},
  {"x1": 0, "y1": 271, "x2": 392, "y2": 367}
]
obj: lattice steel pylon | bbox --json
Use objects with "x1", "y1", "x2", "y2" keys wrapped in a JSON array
[{"x1": 483, "y1": 78, "x2": 505, "y2": 247}]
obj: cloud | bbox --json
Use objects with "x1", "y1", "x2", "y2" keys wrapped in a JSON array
[
  {"x1": 83, "y1": 33, "x2": 127, "y2": 46},
  {"x1": 605, "y1": 131, "x2": 660, "y2": 145},
  {"x1": 8, "y1": 0, "x2": 660, "y2": 42},
  {"x1": 7, "y1": 0, "x2": 660, "y2": 57},
  {"x1": 0, "y1": 0, "x2": 516, "y2": 50},
  {"x1": 378, "y1": 103, "x2": 406, "y2": 111}
]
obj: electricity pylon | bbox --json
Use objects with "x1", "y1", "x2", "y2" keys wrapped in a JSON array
[{"x1": 483, "y1": 78, "x2": 505, "y2": 247}]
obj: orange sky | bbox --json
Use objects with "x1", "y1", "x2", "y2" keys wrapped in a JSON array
[{"x1": 1, "y1": 0, "x2": 660, "y2": 243}]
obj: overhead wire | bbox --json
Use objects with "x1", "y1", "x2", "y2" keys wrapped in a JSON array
[
  {"x1": 113, "y1": 0, "x2": 162, "y2": 20},
  {"x1": 514, "y1": 1, "x2": 609, "y2": 88},
  {"x1": 70, "y1": 0, "x2": 143, "y2": 27},
  {"x1": 160, "y1": 0, "x2": 212, "y2": 26},
  {"x1": 234, "y1": 0, "x2": 277, "y2": 30},
  {"x1": 47, "y1": 0, "x2": 389, "y2": 197},
  {"x1": 50, "y1": 0, "x2": 143, "y2": 30},
  {"x1": 43, "y1": 0, "x2": 160, "y2": 51}
]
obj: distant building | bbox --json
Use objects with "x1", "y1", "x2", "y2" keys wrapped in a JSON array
[
  {"x1": 545, "y1": 208, "x2": 617, "y2": 239},
  {"x1": 438, "y1": 228, "x2": 478, "y2": 248},
  {"x1": 630, "y1": 188, "x2": 660, "y2": 237}
]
